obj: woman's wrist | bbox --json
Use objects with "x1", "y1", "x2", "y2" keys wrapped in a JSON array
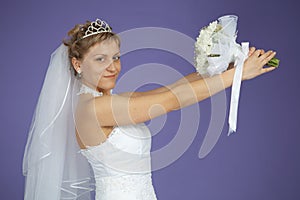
[{"x1": 220, "y1": 68, "x2": 236, "y2": 88}]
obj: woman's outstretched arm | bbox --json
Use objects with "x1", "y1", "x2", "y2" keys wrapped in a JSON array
[
  {"x1": 119, "y1": 47, "x2": 257, "y2": 97},
  {"x1": 85, "y1": 48, "x2": 276, "y2": 127},
  {"x1": 119, "y1": 72, "x2": 205, "y2": 97}
]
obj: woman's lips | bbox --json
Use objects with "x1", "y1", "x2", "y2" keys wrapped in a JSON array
[{"x1": 103, "y1": 74, "x2": 116, "y2": 78}]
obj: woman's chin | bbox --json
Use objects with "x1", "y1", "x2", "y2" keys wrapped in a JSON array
[{"x1": 98, "y1": 85, "x2": 115, "y2": 94}]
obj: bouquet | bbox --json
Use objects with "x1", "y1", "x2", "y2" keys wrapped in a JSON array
[
  {"x1": 194, "y1": 15, "x2": 279, "y2": 75},
  {"x1": 194, "y1": 15, "x2": 279, "y2": 135}
]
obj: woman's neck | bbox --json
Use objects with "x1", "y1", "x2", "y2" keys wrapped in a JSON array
[{"x1": 80, "y1": 81, "x2": 111, "y2": 96}]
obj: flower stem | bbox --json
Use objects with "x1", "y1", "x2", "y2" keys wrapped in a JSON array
[{"x1": 267, "y1": 57, "x2": 280, "y2": 68}]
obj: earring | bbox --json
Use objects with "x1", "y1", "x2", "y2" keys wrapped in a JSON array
[{"x1": 77, "y1": 69, "x2": 82, "y2": 79}]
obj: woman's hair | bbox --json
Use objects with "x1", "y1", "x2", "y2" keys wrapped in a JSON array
[{"x1": 63, "y1": 20, "x2": 120, "y2": 77}]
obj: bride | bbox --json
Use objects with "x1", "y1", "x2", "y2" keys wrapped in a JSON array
[{"x1": 23, "y1": 18, "x2": 276, "y2": 200}]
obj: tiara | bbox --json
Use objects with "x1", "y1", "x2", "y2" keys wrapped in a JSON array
[{"x1": 81, "y1": 19, "x2": 112, "y2": 40}]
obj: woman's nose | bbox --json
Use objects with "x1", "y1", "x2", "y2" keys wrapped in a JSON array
[{"x1": 106, "y1": 60, "x2": 117, "y2": 71}]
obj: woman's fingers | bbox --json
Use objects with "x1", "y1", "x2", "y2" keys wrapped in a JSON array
[
  {"x1": 253, "y1": 49, "x2": 262, "y2": 57},
  {"x1": 248, "y1": 47, "x2": 256, "y2": 56},
  {"x1": 243, "y1": 47, "x2": 277, "y2": 80},
  {"x1": 261, "y1": 66, "x2": 276, "y2": 74},
  {"x1": 260, "y1": 51, "x2": 276, "y2": 65}
]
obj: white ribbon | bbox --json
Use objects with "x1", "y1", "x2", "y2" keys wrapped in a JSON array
[
  {"x1": 228, "y1": 42, "x2": 249, "y2": 135},
  {"x1": 195, "y1": 15, "x2": 251, "y2": 135}
]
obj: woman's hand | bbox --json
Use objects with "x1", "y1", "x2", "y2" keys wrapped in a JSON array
[{"x1": 242, "y1": 47, "x2": 277, "y2": 80}]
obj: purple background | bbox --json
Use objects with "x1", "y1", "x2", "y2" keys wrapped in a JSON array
[{"x1": 1, "y1": 0, "x2": 299, "y2": 199}]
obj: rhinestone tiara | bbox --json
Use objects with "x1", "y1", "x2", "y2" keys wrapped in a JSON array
[{"x1": 81, "y1": 19, "x2": 112, "y2": 40}]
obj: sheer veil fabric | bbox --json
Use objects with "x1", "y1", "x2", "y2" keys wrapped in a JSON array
[{"x1": 23, "y1": 44, "x2": 95, "y2": 200}]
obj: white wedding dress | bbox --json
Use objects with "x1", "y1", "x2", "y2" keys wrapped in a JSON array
[
  {"x1": 80, "y1": 123, "x2": 158, "y2": 200},
  {"x1": 22, "y1": 45, "x2": 157, "y2": 200}
]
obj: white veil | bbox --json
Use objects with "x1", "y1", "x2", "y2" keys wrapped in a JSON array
[{"x1": 22, "y1": 44, "x2": 95, "y2": 200}]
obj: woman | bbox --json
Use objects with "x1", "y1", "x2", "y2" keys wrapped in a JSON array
[{"x1": 23, "y1": 19, "x2": 276, "y2": 200}]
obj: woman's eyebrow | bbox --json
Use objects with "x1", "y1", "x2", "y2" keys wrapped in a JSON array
[
  {"x1": 92, "y1": 52, "x2": 120, "y2": 57},
  {"x1": 93, "y1": 53, "x2": 107, "y2": 57}
]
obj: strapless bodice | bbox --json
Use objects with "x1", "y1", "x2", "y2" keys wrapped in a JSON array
[{"x1": 80, "y1": 123, "x2": 157, "y2": 200}]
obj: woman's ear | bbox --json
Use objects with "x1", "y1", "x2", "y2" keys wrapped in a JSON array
[{"x1": 71, "y1": 57, "x2": 81, "y2": 73}]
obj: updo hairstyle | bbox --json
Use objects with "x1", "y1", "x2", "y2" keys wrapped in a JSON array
[{"x1": 63, "y1": 20, "x2": 120, "y2": 77}]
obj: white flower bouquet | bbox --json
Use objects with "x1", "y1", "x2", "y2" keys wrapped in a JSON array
[
  {"x1": 194, "y1": 15, "x2": 279, "y2": 76},
  {"x1": 194, "y1": 15, "x2": 279, "y2": 135}
]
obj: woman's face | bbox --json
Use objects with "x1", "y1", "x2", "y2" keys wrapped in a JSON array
[{"x1": 77, "y1": 39, "x2": 121, "y2": 94}]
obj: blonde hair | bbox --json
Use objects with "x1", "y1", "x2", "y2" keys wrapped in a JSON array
[{"x1": 63, "y1": 20, "x2": 120, "y2": 77}]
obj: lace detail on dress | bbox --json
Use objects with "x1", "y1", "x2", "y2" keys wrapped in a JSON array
[
  {"x1": 77, "y1": 84, "x2": 103, "y2": 97},
  {"x1": 95, "y1": 174, "x2": 157, "y2": 200}
]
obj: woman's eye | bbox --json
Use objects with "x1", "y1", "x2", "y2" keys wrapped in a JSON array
[
  {"x1": 113, "y1": 56, "x2": 120, "y2": 61},
  {"x1": 96, "y1": 57, "x2": 105, "y2": 62}
]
